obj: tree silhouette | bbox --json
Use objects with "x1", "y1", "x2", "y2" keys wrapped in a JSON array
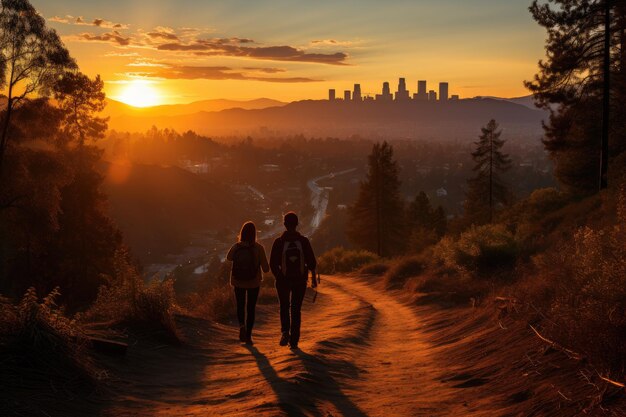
[
  {"x1": 465, "y1": 120, "x2": 511, "y2": 223},
  {"x1": 348, "y1": 141, "x2": 405, "y2": 257},
  {"x1": 0, "y1": 0, "x2": 76, "y2": 175},
  {"x1": 526, "y1": 0, "x2": 625, "y2": 194},
  {"x1": 406, "y1": 191, "x2": 447, "y2": 253}
]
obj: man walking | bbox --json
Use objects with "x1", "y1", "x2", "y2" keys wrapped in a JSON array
[{"x1": 270, "y1": 212, "x2": 317, "y2": 350}]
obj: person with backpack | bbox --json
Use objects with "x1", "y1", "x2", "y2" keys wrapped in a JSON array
[
  {"x1": 226, "y1": 221, "x2": 269, "y2": 345},
  {"x1": 270, "y1": 212, "x2": 317, "y2": 350}
]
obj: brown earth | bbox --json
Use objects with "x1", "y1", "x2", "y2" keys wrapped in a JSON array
[{"x1": 96, "y1": 275, "x2": 625, "y2": 417}]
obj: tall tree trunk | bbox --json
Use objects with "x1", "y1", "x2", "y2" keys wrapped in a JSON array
[
  {"x1": 489, "y1": 132, "x2": 493, "y2": 223},
  {"x1": 600, "y1": 0, "x2": 611, "y2": 190}
]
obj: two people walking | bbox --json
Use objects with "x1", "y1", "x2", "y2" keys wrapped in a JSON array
[{"x1": 226, "y1": 212, "x2": 317, "y2": 349}]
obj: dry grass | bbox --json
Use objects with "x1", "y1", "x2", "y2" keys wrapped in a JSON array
[
  {"x1": 0, "y1": 288, "x2": 101, "y2": 415},
  {"x1": 318, "y1": 247, "x2": 380, "y2": 274},
  {"x1": 82, "y1": 251, "x2": 181, "y2": 343}
]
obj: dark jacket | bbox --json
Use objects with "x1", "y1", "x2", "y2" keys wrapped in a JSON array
[{"x1": 270, "y1": 230, "x2": 316, "y2": 282}]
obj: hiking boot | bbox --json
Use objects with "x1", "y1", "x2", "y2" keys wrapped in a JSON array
[
  {"x1": 279, "y1": 332, "x2": 289, "y2": 346},
  {"x1": 289, "y1": 342, "x2": 299, "y2": 350},
  {"x1": 238, "y1": 326, "x2": 246, "y2": 342},
  {"x1": 245, "y1": 337, "x2": 254, "y2": 346}
]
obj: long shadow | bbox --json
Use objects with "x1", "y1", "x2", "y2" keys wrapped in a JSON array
[
  {"x1": 245, "y1": 345, "x2": 368, "y2": 417},
  {"x1": 294, "y1": 349, "x2": 369, "y2": 417},
  {"x1": 245, "y1": 345, "x2": 317, "y2": 416}
]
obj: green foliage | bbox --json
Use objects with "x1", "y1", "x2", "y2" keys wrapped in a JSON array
[
  {"x1": 465, "y1": 119, "x2": 512, "y2": 223},
  {"x1": 347, "y1": 141, "x2": 406, "y2": 257},
  {"x1": 318, "y1": 247, "x2": 380, "y2": 274},
  {"x1": 433, "y1": 224, "x2": 518, "y2": 276}
]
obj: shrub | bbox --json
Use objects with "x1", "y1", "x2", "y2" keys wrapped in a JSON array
[
  {"x1": 0, "y1": 288, "x2": 99, "y2": 414},
  {"x1": 433, "y1": 224, "x2": 518, "y2": 276},
  {"x1": 318, "y1": 247, "x2": 380, "y2": 274},
  {"x1": 383, "y1": 255, "x2": 426, "y2": 288},
  {"x1": 82, "y1": 250, "x2": 180, "y2": 343},
  {"x1": 359, "y1": 262, "x2": 389, "y2": 276},
  {"x1": 532, "y1": 201, "x2": 626, "y2": 374}
]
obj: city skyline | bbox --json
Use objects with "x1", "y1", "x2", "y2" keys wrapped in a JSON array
[
  {"x1": 35, "y1": 0, "x2": 546, "y2": 106},
  {"x1": 330, "y1": 78, "x2": 458, "y2": 102}
]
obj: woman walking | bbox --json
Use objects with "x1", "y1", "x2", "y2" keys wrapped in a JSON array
[{"x1": 226, "y1": 221, "x2": 269, "y2": 345}]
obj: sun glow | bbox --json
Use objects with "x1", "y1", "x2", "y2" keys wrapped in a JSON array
[{"x1": 115, "y1": 80, "x2": 162, "y2": 107}]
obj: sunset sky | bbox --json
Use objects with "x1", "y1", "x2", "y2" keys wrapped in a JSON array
[{"x1": 39, "y1": 0, "x2": 547, "y2": 105}]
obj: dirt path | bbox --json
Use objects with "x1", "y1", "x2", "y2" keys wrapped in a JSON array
[{"x1": 98, "y1": 276, "x2": 565, "y2": 417}]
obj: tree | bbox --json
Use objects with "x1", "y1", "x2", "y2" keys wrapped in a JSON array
[
  {"x1": 0, "y1": 0, "x2": 76, "y2": 175},
  {"x1": 54, "y1": 72, "x2": 108, "y2": 146},
  {"x1": 405, "y1": 192, "x2": 447, "y2": 253},
  {"x1": 347, "y1": 141, "x2": 405, "y2": 257},
  {"x1": 526, "y1": 0, "x2": 626, "y2": 194},
  {"x1": 465, "y1": 120, "x2": 512, "y2": 223},
  {"x1": 407, "y1": 191, "x2": 431, "y2": 230}
]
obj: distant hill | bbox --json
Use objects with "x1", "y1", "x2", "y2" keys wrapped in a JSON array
[
  {"x1": 107, "y1": 97, "x2": 548, "y2": 141},
  {"x1": 101, "y1": 162, "x2": 246, "y2": 264},
  {"x1": 475, "y1": 95, "x2": 539, "y2": 110},
  {"x1": 104, "y1": 98, "x2": 286, "y2": 119}
]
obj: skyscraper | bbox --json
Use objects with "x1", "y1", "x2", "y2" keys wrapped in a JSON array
[
  {"x1": 344, "y1": 90, "x2": 351, "y2": 101},
  {"x1": 414, "y1": 80, "x2": 428, "y2": 101},
  {"x1": 395, "y1": 77, "x2": 409, "y2": 101},
  {"x1": 328, "y1": 89, "x2": 335, "y2": 101},
  {"x1": 439, "y1": 82, "x2": 449, "y2": 102},
  {"x1": 428, "y1": 90, "x2": 437, "y2": 101},
  {"x1": 418, "y1": 80, "x2": 427, "y2": 95},
  {"x1": 376, "y1": 81, "x2": 392, "y2": 101},
  {"x1": 353, "y1": 84, "x2": 362, "y2": 101}
]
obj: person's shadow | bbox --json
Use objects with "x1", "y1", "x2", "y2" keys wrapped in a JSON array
[{"x1": 245, "y1": 345, "x2": 368, "y2": 417}]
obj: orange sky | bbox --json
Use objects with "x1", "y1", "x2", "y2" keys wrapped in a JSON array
[{"x1": 38, "y1": 0, "x2": 547, "y2": 106}]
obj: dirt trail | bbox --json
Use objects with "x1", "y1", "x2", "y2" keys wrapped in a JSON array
[{"x1": 99, "y1": 275, "x2": 609, "y2": 417}]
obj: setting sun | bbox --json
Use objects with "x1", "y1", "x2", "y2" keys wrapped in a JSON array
[{"x1": 115, "y1": 80, "x2": 161, "y2": 107}]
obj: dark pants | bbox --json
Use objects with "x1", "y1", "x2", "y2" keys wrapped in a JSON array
[
  {"x1": 276, "y1": 279, "x2": 307, "y2": 345},
  {"x1": 234, "y1": 287, "x2": 260, "y2": 337}
]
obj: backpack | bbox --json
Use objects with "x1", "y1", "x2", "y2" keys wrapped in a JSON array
[
  {"x1": 281, "y1": 239, "x2": 305, "y2": 280},
  {"x1": 231, "y1": 245, "x2": 257, "y2": 281}
]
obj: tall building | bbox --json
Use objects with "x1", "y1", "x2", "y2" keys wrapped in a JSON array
[
  {"x1": 344, "y1": 90, "x2": 351, "y2": 101},
  {"x1": 439, "y1": 82, "x2": 449, "y2": 102},
  {"x1": 376, "y1": 81, "x2": 392, "y2": 101},
  {"x1": 395, "y1": 77, "x2": 409, "y2": 101},
  {"x1": 353, "y1": 83, "x2": 362, "y2": 101},
  {"x1": 418, "y1": 80, "x2": 427, "y2": 95},
  {"x1": 328, "y1": 89, "x2": 335, "y2": 101},
  {"x1": 414, "y1": 80, "x2": 428, "y2": 101},
  {"x1": 428, "y1": 90, "x2": 437, "y2": 101}
]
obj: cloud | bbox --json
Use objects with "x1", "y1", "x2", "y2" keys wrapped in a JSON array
[
  {"x1": 79, "y1": 31, "x2": 131, "y2": 46},
  {"x1": 129, "y1": 64, "x2": 321, "y2": 82},
  {"x1": 310, "y1": 39, "x2": 356, "y2": 47},
  {"x1": 48, "y1": 15, "x2": 129, "y2": 29},
  {"x1": 243, "y1": 67, "x2": 286, "y2": 74},
  {"x1": 156, "y1": 39, "x2": 348, "y2": 65}
]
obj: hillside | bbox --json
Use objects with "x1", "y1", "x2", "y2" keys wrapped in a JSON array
[
  {"x1": 103, "y1": 98, "x2": 286, "y2": 119},
  {"x1": 101, "y1": 162, "x2": 246, "y2": 264},
  {"x1": 106, "y1": 98, "x2": 547, "y2": 141}
]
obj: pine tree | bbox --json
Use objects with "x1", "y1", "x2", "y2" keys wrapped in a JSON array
[
  {"x1": 465, "y1": 120, "x2": 512, "y2": 223},
  {"x1": 347, "y1": 141, "x2": 405, "y2": 257},
  {"x1": 526, "y1": 0, "x2": 626, "y2": 194},
  {"x1": 405, "y1": 192, "x2": 447, "y2": 253},
  {"x1": 407, "y1": 191, "x2": 432, "y2": 230}
]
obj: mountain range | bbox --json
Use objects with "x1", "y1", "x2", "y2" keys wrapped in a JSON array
[{"x1": 105, "y1": 95, "x2": 547, "y2": 141}]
